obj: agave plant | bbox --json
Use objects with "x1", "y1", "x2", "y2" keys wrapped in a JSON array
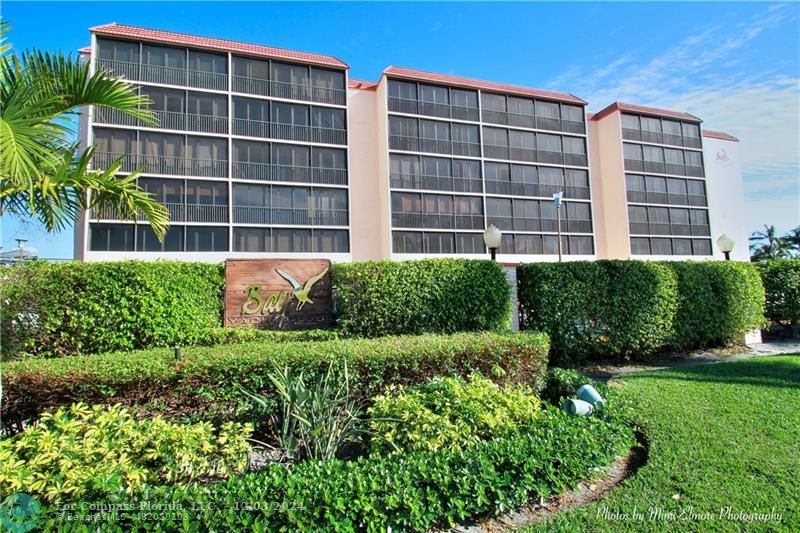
[{"x1": 0, "y1": 20, "x2": 169, "y2": 239}]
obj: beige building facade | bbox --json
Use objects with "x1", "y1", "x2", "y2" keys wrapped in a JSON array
[{"x1": 76, "y1": 24, "x2": 749, "y2": 263}]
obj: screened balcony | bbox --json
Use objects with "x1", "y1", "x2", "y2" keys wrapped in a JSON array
[
  {"x1": 92, "y1": 152, "x2": 227, "y2": 178},
  {"x1": 389, "y1": 172, "x2": 482, "y2": 193},
  {"x1": 95, "y1": 107, "x2": 227, "y2": 134},
  {"x1": 232, "y1": 207, "x2": 348, "y2": 226},
  {"x1": 391, "y1": 212, "x2": 484, "y2": 230},
  {"x1": 231, "y1": 162, "x2": 347, "y2": 186},
  {"x1": 92, "y1": 202, "x2": 228, "y2": 224},
  {"x1": 96, "y1": 59, "x2": 227, "y2": 91}
]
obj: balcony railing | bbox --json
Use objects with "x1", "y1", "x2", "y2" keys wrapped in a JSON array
[
  {"x1": 451, "y1": 141, "x2": 481, "y2": 157},
  {"x1": 232, "y1": 75, "x2": 269, "y2": 96},
  {"x1": 97, "y1": 59, "x2": 228, "y2": 91},
  {"x1": 92, "y1": 152, "x2": 227, "y2": 178},
  {"x1": 233, "y1": 206, "x2": 348, "y2": 226},
  {"x1": 419, "y1": 101, "x2": 451, "y2": 119},
  {"x1": 389, "y1": 135, "x2": 419, "y2": 152},
  {"x1": 95, "y1": 107, "x2": 227, "y2": 134},
  {"x1": 509, "y1": 147, "x2": 537, "y2": 163},
  {"x1": 622, "y1": 128, "x2": 703, "y2": 150},
  {"x1": 629, "y1": 222, "x2": 709, "y2": 237},
  {"x1": 537, "y1": 150, "x2": 564, "y2": 165},
  {"x1": 450, "y1": 105, "x2": 480, "y2": 122},
  {"x1": 230, "y1": 120, "x2": 347, "y2": 145},
  {"x1": 564, "y1": 153, "x2": 588, "y2": 166},
  {"x1": 388, "y1": 97, "x2": 419, "y2": 115},
  {"x1": 270, "y1": 80, "x2": 346, "y2": 106},
  {"x1": 419, "y1": 138, "x2": 452, "y2": 155},
  {"x1": 483, "y1": 144, "x2": 509, "y2": 160},
  {"x1": 484, "y1": 181, "x2": 590, "y2": 200},
  {"x1": 92, "y1": 202, "x2": 228, "y2": 223},
  {"x1": 392, "y1": 212, "x2": 484, "y2": 230},
  {"x1": 685, "y1": 165, "x2": 704, "y2": 177},
  {"x1": 389, "y1": 172, "x2": 482, "y2": 193},
  {"x1": 231, "y1": 162, "x2": 347, "y2": 185}
]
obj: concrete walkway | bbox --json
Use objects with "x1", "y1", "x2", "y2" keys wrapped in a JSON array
[{"x1": 580, "y1": 340, "x2": 800, "y2": 382}]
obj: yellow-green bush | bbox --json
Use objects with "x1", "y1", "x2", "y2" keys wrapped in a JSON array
[
  {"x1": 368, "y1": 374, "x2": 541, "y2": 454},
  {"x1": 0, "y1": 403, "x2": 252, "y2": 503}
]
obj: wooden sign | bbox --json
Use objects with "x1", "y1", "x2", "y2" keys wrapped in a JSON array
[{"x1": 224, "y1": 259, "x2": 333, "y2": 329}]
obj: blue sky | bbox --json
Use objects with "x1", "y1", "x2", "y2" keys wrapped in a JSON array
[{"x1": 3, "y1": 1, "x2": 798, "y2": 259}]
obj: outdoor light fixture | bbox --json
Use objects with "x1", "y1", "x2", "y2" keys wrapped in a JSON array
[
  {"x1": 553, "y1": 192, "x2": 564, "y2": 262},
  {"x1": 717, "y1": 234, "x2": 735, "y2": 261},
  {"x1": 483, "y1": 224, "x2": 502, "y2": 261}
]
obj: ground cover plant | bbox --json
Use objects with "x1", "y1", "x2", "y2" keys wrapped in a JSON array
[
  {"x1": 368, "y1": 374, "x2": 541, "y2": 454},
  {"x1": 31, "y1": 387, "x2": 634, "y2": 531},
  {"x1": 524, "y1": 356, "x2": 800, "y2": 532},
  {"x1": 0, "y1": 403, "x2": 252, "y2": 504}
]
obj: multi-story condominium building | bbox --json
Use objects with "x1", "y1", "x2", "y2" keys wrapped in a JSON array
[
  {"x1": 76, "y1": 23, "x2": 352, "y2": 262},
  {"x1": 75, "y1": 23, "x2": 749, "y2": 263}
]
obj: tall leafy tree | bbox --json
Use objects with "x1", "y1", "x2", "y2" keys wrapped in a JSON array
[
  {"x1": 782, "y1": 225, "x2": 800, "y2": 256},
  {"x1": 749, "y1": 224, "x2": 790, "y2": 261},
  {"x1": 0, "y1": 21, "x2": 169, "y2": 239}
]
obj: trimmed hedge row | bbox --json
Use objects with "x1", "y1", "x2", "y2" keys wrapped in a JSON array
[
  {"x1": 757, "y1": 259, "x2": 800, "y2": 329},
  {"x1": 1, "y1": 332, "x2": 549, "y2": 434},
  {"x1": 668, "y1": 261, "x2": 765, "y2": 348},
  {"x1": 1, "y1": 258, "x2": 511, "y2": 357},
  {"x1": 518, "y1": 260, "x2": 764, "y2": 364},
  {"x1": 332, "y1": 258, "x2": 511, "y2": 337},
  {"x1": 1, "y1": 261, "x2": 224, "y2": 357},
  {"x1": 36, "y1": 408, "x2": 633, "y2": 532}
]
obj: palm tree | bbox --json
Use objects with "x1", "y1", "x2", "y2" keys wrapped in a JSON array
[
  {"x1": 0, "y1": 21, "x2": 169, "y2": 239},
  {"x1": 749, "y1": 224, "x2": 790, "y2": 261},
  {"x1": 782, "y1": 226, "x2": 800, "y2": 256}
]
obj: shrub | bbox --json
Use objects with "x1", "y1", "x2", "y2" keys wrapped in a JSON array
[
  {"x1": 757, "y1": 259, "x2": 800, "y2": 330},
  {"x1": 518, "y1": 261, "x2": 677, "y2": 364},
  {"x1": 332, "y1": 258, "x2": 511, "y2": 337},
  {"x1": 664, "y1": 261, "x2": 765, "y2": 348},
  {"x1": 1, "y1": 332, "x2": 550, "y2": 434},
  {"x1": 0, "y1": 260, "x2": 224, "y2": 358},
  {"x1": 369, "y1": 374, "x2": 541, "y2": 454},
  {"x1": 243, "y1": 360, "x2": 366, "y2": 461},
  {"x1": 539, "y1": 368, "x2": 609, "y2": 407},
  {"x1": 0, "y1": 403, "x2": 252, "y2": 503},
  {"x1": 35, "y1": 407, "x2": 633, "y2": 531}
]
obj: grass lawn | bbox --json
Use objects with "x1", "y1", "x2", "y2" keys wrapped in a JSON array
[{"x1": 524, "y1": 355, "x2": 800, "y2": 532}]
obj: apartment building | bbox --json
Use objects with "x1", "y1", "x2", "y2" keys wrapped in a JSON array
[
  {"x1": 76, "y1": 23, "x2": 352, "y2": 262},
  {"x1": 75, "y1": 23, "x2": 748, "y2": 263}
]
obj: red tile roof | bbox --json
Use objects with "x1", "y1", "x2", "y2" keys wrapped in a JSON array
[
  {"x1": 383, "y1": 66, "x2": 586, "y2": 105},
  {"x1": 702, "y1": 129, "x2": 739, "y2": 142},
  {"x1": 78, "y1": 46, "x2": 92, "y2": 55},
  {"x1": 348, "y1": 79, "x2": 378, "y2": 91},
  {"x1": 592, "y1": 102, "x2": 702, "y2": 122},
  {"x1": 90, "y1": 23, "x2": 348, "y2": 69}
]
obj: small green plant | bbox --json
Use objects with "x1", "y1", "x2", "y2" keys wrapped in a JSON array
[
  {"x1": 0, "y1": 403, "x2": 252, "y2": 503},
  {"x1": 368, "y1": 374, "x2": 541, "y2": 454},
  {"x1": 243, "y1": 361, "x2": 367, "y2": 461}
]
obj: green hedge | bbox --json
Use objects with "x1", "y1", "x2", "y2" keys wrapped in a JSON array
[
  {"x1": 332, "y1": 258, "x2": 511, "y2": 337},
  {"x1": 757, "y1": 259, "x2": 800, "y2": 328},
  {"x1": 36, "y1": 408, "x2": 633, "y2": 532},
  {"x1": 665, "y1": 261, "x2": 765, "y2": 348},
  {"x1": 1, "y1": 332, "x2": 549, "y2": 434},
  {"x1": 0, "y1": 260, "x2": 224, "y2": 357},
  {"x1": 518, "y1": 261, "x2": 677, "y2": 363},
  {"x1": 518, "y1": 260, "x2": 765, "y2": 364}
]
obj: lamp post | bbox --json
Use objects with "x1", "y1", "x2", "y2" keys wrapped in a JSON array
[
  {"x1": 14, "y1": 238, "x2": 27, "y2": 262},
  {"x1": 483, "y1": 224, "x2": 502, "y2": 262},
  {"x1": 553, "y1": 192, "x2": 564, "y2": 262},
  {"x1": 717, "y1": 234, "x2": 735, "y2": 261}
]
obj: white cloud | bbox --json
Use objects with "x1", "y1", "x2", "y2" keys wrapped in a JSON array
[{"x1": 547, "y1": 3, "x2": 799, "y2": 234}]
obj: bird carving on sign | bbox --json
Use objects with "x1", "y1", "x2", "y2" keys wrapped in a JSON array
[{"x1": 275, "y1": 267, "x2": 329, "y2": 311}]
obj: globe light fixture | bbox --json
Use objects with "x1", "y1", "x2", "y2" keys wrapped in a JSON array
[
  {"x1": 483, "y1": 224, "x2": 502, "y2": 262},
  {"x1": 717, "y1": 234, "x2": 735, "y2": 261}
]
